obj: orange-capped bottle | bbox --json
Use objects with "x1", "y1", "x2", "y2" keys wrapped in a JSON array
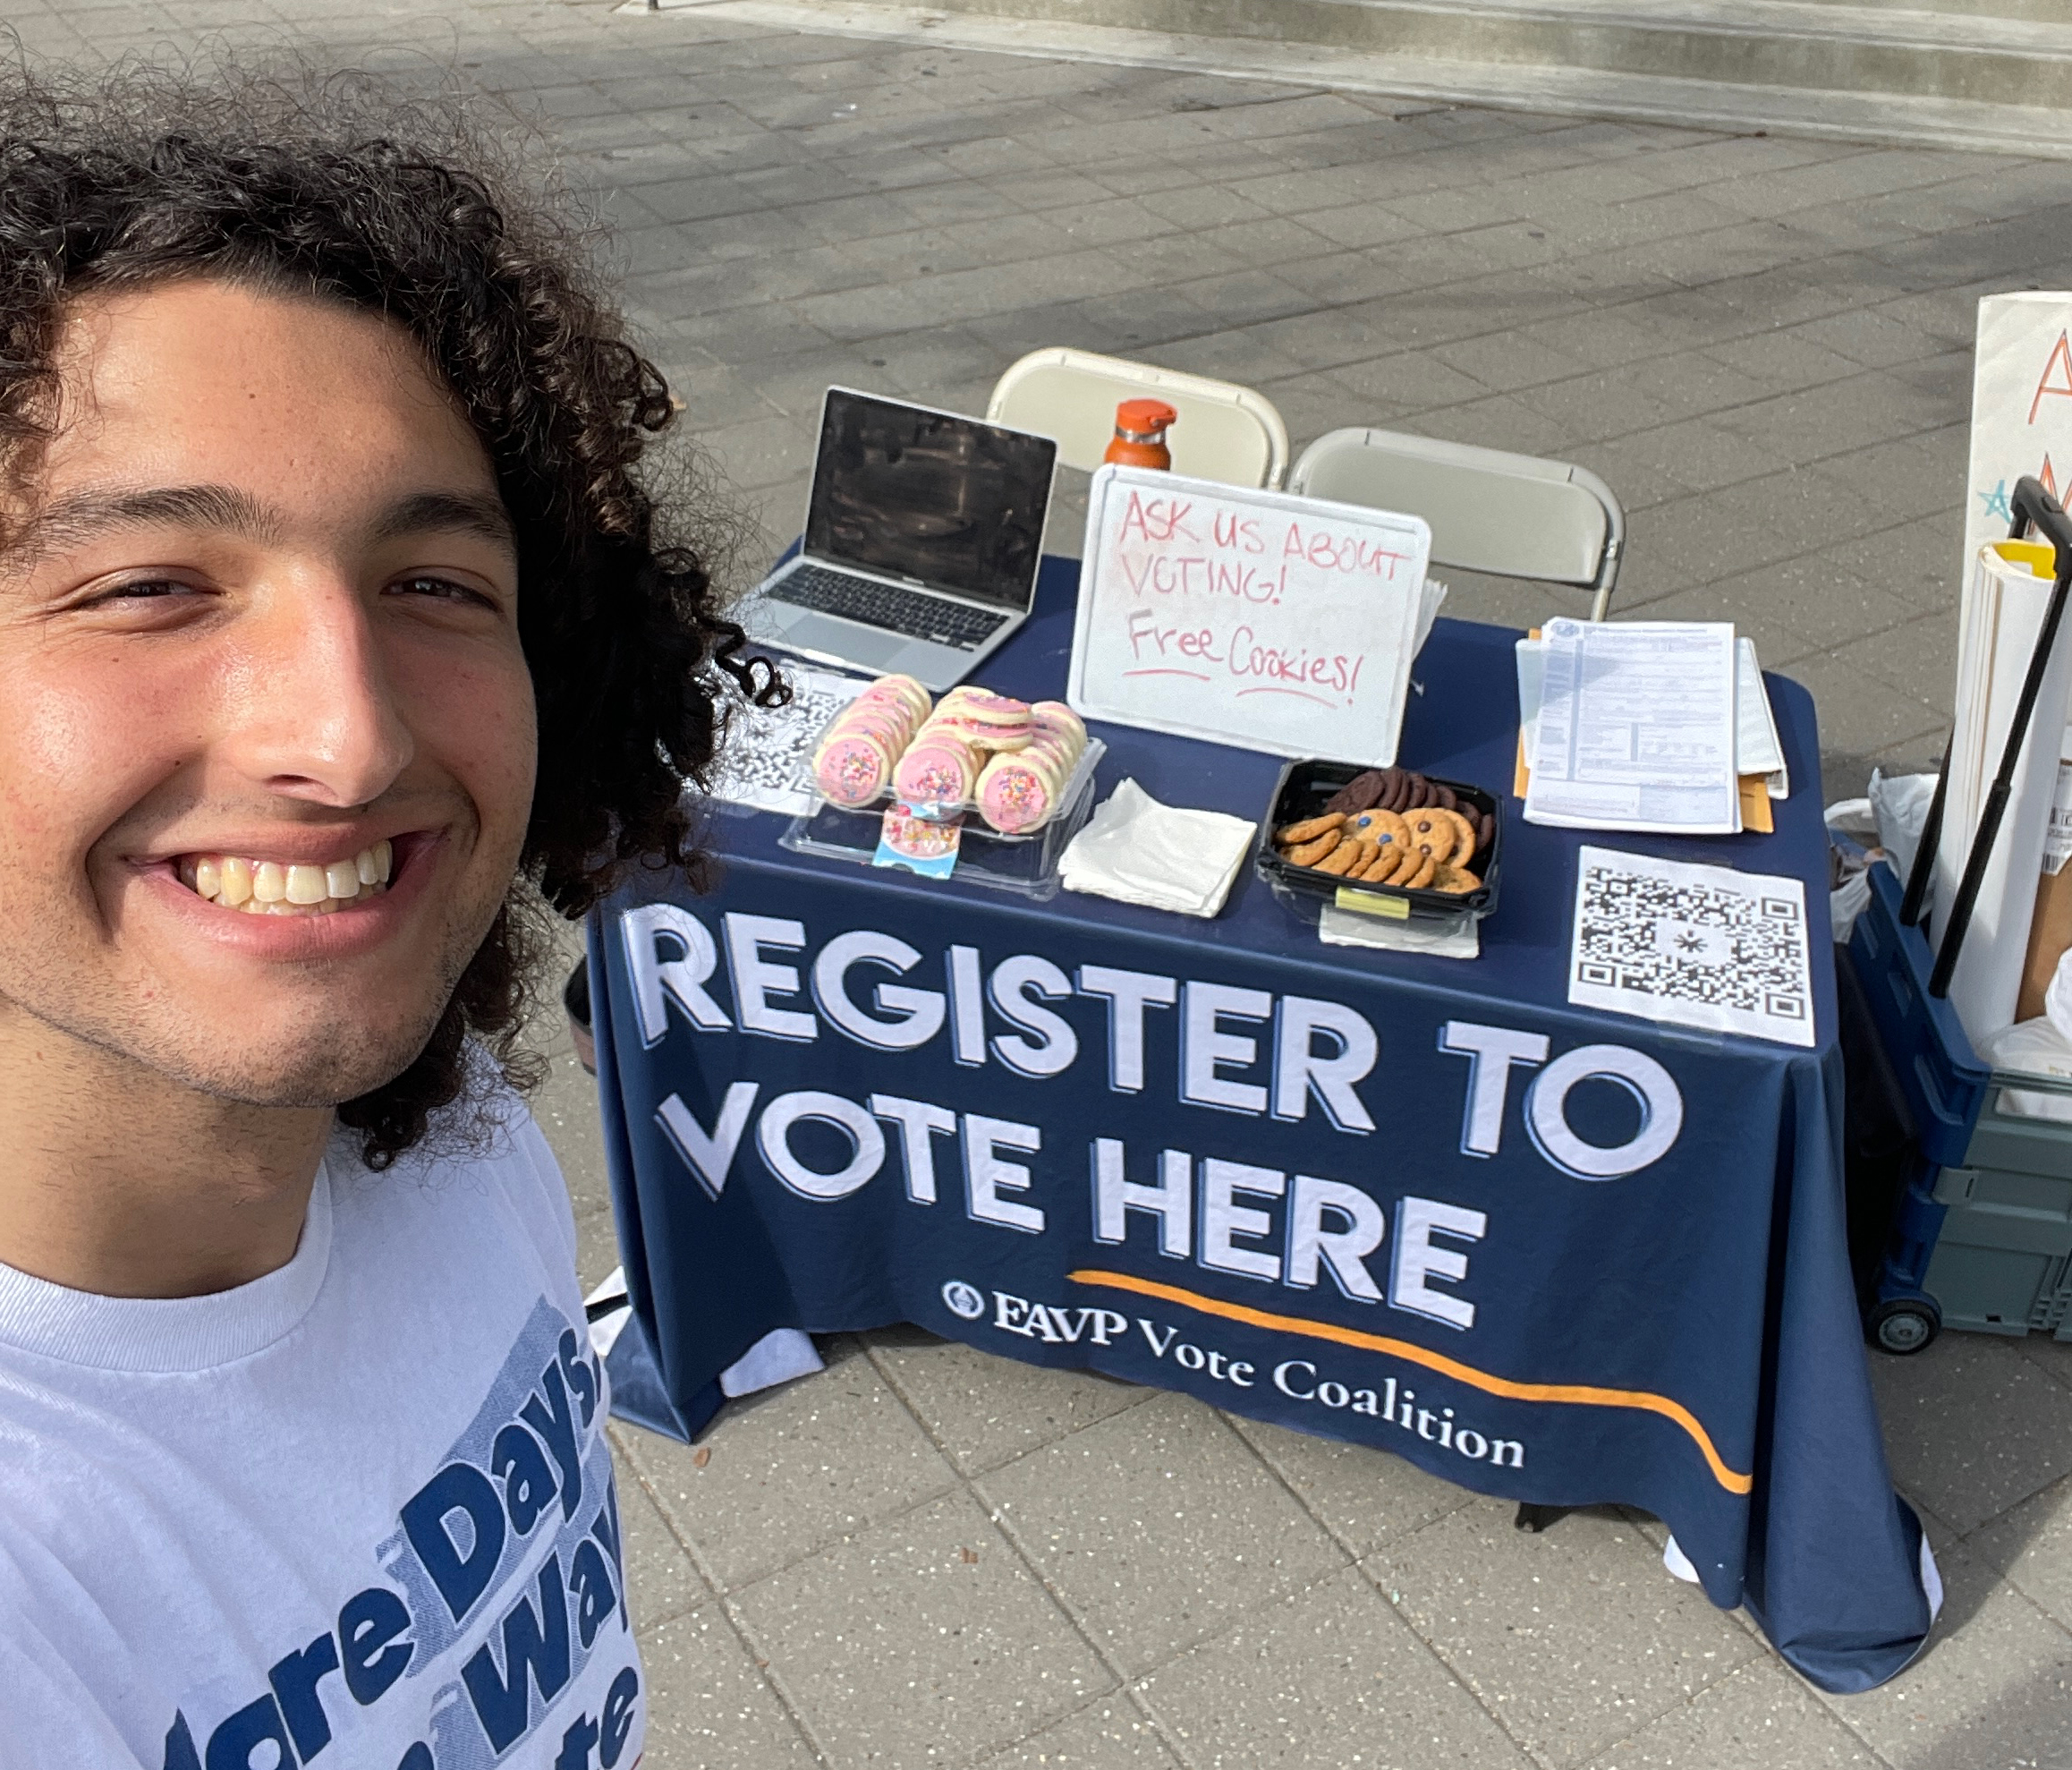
[{"x1": 1104, "y1": 397, "x2": 1176, "y2": 471}]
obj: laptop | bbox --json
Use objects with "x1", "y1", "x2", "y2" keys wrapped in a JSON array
[{"x1": 744, "y1": 387, "x2": 1058, "y2": 691}]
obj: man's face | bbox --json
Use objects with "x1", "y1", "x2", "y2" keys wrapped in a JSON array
[{"x1": 0, "y1": 280, "x2": 536, "y2": 1108}]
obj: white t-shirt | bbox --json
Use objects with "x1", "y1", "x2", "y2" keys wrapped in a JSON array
[{"x1": 0, "y1": 1090, "x2": 645, "y2": 1770}]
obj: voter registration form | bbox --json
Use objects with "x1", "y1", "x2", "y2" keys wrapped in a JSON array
[{"x1": 1525, "y1": 619, "x2": 1740, "y2": 835}]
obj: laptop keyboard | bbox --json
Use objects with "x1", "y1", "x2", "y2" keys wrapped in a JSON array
[{"x1": 773, "y1": 565, "x2": 1009, "y2": 651}]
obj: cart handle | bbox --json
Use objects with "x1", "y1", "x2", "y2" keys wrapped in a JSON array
[
  {"x1": 2014, "y1": 474, "x2": 2072, "y2": 566},
  {"x1": 1902, "y1": 481, "x2": 2072, "y2": 927}
]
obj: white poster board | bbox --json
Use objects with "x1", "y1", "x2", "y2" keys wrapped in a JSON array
[
  {"x1": 1066, "y1": 465, "x2": 1431, "y2": 763},
  {"x1": 1964, "y1": 293, "x2": 2072, "y2": 578}
]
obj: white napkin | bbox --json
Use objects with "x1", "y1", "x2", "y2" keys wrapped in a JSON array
[
  {"x1": 1319, "y1": 903, "x2": 1479, "y2": 959},
  {"x1": 1059, "y1": 779, "x2": 1256, "y2": 918}
]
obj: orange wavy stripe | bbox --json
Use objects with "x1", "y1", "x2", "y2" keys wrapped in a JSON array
[{"x1": 1067, "y1": 1268, "x2": 1753, "y2": 1496}]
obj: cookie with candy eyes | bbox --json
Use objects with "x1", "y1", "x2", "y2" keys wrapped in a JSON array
[
  {"x1": 1405, "y1": 808, "x2": 1462, "y2": 866},
  {"x1": 1346, "y1": 807, "x2": 1411, "y2": 855}
]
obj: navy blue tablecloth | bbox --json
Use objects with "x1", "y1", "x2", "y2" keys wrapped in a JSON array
[{"x1": 588, "y1": 556, "x2": 1935, "y2": 1692}]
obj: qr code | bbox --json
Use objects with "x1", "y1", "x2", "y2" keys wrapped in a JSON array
[
  {"x1": 1569, "y1": 846, "x2": 1814, "y2": 1047},
  {"x1": 707, "y1": 669, "x2": 865, "y2": 813}
]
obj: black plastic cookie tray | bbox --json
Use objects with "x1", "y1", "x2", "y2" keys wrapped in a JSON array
[{"x1": 1253, "y1": 759, "x2": 1504, "y2": 928}]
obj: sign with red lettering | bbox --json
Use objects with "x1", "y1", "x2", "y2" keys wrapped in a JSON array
[
  {"x1": 1965, "y1": 293, "x2": 2072, "y2": 587},
  {"x1": 1067, "y1": 464, "x2": 1431, "y2": 762}
]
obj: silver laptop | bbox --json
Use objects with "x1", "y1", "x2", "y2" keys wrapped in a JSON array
[{"x1": 744, "y1": 387, "x2": 1058, "y2": 692}]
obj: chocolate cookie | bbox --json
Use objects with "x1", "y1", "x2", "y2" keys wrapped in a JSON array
[{"x1": 1323, "y1": 770, "x2": 1386, "y2": 816}]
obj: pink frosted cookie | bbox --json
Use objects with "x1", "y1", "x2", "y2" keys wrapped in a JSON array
[
  {"x1": 930, "y1": 690, "x2": 1034, "y2": 753},
  {"x1": 814, "y1": 730, "x2": 894, "y2": 806},
  {"x1": 1031, "y1": 701, "x2": 1086, "y2": 750},
  {"x1": 836, "y1": 703, "x2": 915, "y2": 753},
  {"x1": 865, "y1": 674, "x2": 932, "y2": 721},
  {"x1": 894, "y1": 734, "x2": 979, "y2": 807},
  {"x1": 855, "y1": 681, "x2": 930, "y2": 728},
  {"x1": 975, "y1": 753, "x2": 1058, "y2": 834}
]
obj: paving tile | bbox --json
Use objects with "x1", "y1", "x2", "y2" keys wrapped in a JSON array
[
  {"x1": 679, "y1": 406, "x2": 819, "y2": 491},
  {"x1": 1582, "y1": 1659, "x2": 1879, "y2": 1769},
  {"x1": 1221, "y1": 1414, "x2": 1474, "y2": 1558},
  {"x1": 1710, "y1": 377, "x2": 1943, "y2": 470},
  {"x1": 1811, "y1": 1539, "x2": 2072, "y2": 1770},
  {"x1": 979, "y1": 1393, "x2": 1347, "y2": 1675},
  {"x1": 611, "y1": 1435, "x2": 713, "y2": 1633},
  {"x1": 2019, "y1": 1332, "x2": 2072, "y2": 1395},
  {"x1": 1698, "y1": 329, "x2": 1869, "y2": 396},
  {"x1": 733, "y1": 1488, "x2": 1112, "y2": 1770},
  {"x1": 531, "y1": 1015, "x2": 612, "y2": 1214},
  {"x1": 1869, "y1": 1332, "x2": 2072, "y2": 1534},
  {"x1": 1290, "y1": 198, "x2": 1431, "y2": 251},
  {"x1": 1825, "y1": 609, "x2": 1961, "y2": 712},
  {"x1": 1765, "y1": 645, "x2": 1946, "y2": 763},
  {"x1": 1367, "y1": 1499, "x2": 1762, "y2": 1769},
  {"x1": 1516, "y1": 367, "x2": 1686, "y2": 446},
  {"x1": 1574, "y1": 423, "x2": 1773, "y2": 507},
  {"x1": 1165, "y1": 267, "x2": 1314, "y2": 331},
  {"x1": 1139, "y1": 1564, "x2": 1528, "y2": 1770},
  {"x1": 972, "y1": 1698, "x2": 1182, "y2": 1767},
  {"x1": 1807, "y1": 428, "x2": 1968, "y2": 520},
  {"x1": 638, "y1": 1604, "x2": 819, "y2": 1770},
  {"x1": 1840, "y1": 511, "x2": 1969, "y2": 612},
  {"x1": 622, "y1": 1344, "x2": 960, "y2": 1591},
  {"x1": 1968, "y1": 1469, "x2": 2072, "y2": 1635},
  {"x1": 1431, "y1": 328, "x2": 1595, "y2": 396},
  {"x1": 1330, "y1": 350, "x2": 1492, "y2": 415},
  {"x1": 1640, "y1": 559, "x2": 1918, "y2": 665},
  {"x1": 574, "y1": 1203, "x2": 623, "y2": 1297},
  {"x1": 1418, "y1": 394, "x2": 1580, "y2": 461},
  {"x1": 866, "y1": 1326, "x2": 1153, "y2": 1475}
]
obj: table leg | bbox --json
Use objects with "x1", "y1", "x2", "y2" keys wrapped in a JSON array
[{"x1": 1514, "y1": 1502, "x2": 1571, "y2": 1534}]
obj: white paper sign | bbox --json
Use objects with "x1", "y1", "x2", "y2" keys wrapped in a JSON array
[
  {"x1": 1964, "y1": 293, "x2": 2072, "y2": 581},
  {"x1": 1067, "y1": 465, "x2": 1431, "y2": 763},
  {"x1": 704, "y1": 666, "x2": 866, "y2": 815},
  {"x1": 1570, "y1": 847, "x2": 1814, "y2": 1048}
]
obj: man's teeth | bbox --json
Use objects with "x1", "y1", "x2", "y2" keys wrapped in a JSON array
[{"x1": 179, "y1": 840, "x2": 392, "y2": 915}]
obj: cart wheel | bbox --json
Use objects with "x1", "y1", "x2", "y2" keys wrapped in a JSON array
[{"x1": 1868, "y1": 1297, "x2": 1940, "y2": 1355}]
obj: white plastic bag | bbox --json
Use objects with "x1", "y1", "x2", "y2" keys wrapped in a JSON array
[
  {"x1": 1825, "y1": 797, "x2": 1877, "y2": 845},
  {"x1": 1870, "y1": 770, "x2": 1939, "y2": 889},
  {"x1": 1825, "y1": 796, "x2": 1879, "y2": 942},
  {"x1": 1981, "y1": 1013, "x2": 2072, "y2": 1121},
  {"x1": 1831, "y1": 871, "x2": 1872, "y2": 943}
]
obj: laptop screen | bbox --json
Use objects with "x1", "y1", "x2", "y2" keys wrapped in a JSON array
[{"x1": 805, "y1": 388, "x2": 1057, "y2": 612}]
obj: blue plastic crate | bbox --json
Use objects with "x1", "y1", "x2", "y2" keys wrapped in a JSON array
[
  {"x1": 1848, "y1": 863, "x2": 1991, "y2": 1169},
  {"x1": 1847, "y1": 865, "x2": 1992, "y2": 1339}
]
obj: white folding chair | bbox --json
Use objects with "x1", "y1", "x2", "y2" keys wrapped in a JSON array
[
  {"x1": 1289, "y1": 428, "x2": 1625, "y2": 621},
  {"x1": 987, "y1": 347, "x2": 1291, "y2": 490}
]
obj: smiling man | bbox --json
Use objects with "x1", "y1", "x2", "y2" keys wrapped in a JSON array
[{"x1": 0, "y1": 67, "x2": 777, "y2": 1766}]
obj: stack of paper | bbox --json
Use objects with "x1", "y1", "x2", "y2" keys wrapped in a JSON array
[
  {"x1": 1736, "y1": 637, "x2": 1788, "y2": 800},
  {"x1": 1522, "y1": 619, "x2": 1742, "y2": 835},
  {"x1": 1516, "y1": 625, "x2": 1787, "y2": 831},
  {"x1": 1059, "y1": 779, "x2": 1255, "y2": 917},
  {"x1": 1930, "y1": 540, "x2": 2072, "y2": 1044}
]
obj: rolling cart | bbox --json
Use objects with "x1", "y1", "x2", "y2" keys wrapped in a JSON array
[{"x1": 1848, "y1": 477, "x2": 2072, "y2": 1353}]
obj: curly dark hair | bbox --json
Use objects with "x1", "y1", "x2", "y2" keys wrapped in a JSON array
[{"x1": 0, "y1": 59, "x2": 785, "y2": 1166}]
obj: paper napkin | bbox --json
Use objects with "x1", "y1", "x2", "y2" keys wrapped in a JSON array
[{"x1": 1059, "y1": 779, "x2": 1255, "y2": 918}]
